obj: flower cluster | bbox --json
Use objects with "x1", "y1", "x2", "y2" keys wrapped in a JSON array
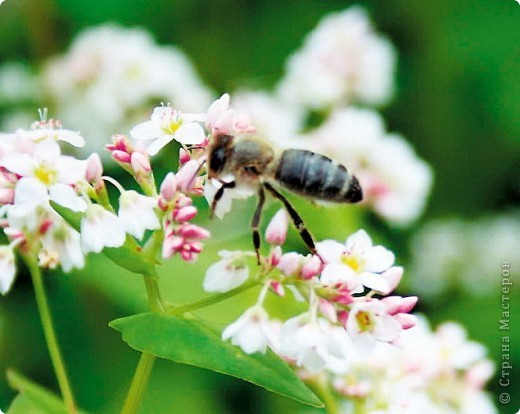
[
  {"x1": 334, "y1": 317, "x2": 497, "y2": 414},
  {"x1": 409, "y1": 213, "x2": 520, "y2": 299},
  {"x1": 276, "y1": 7, "x2": 396, "y2": 110},
  {"x1": 40, "y1": 25, "x2": 212, "y2": 154},
  {"x1": 0, "y1": 106, "x2": 214, "y2": 294},
  {"x1": 308, "y1": 108, "x2": 433, "y2": 225},
  {"x1": 205, "y1": 209, "x2": 418, "y2": 375}
]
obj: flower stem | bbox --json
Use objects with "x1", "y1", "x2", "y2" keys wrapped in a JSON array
[
  {"x1": 27, "y1": 259, "x2": 76, "y2": 414},
  {"x1": 306, "y1": 374, "x2": 340, "y2": 414},
  {"x1": 120, "y1": 352, "x2": 156, "y2": 414},
  {"x1": 167, "y1": 280, "x2": 258, "y2": 316}
]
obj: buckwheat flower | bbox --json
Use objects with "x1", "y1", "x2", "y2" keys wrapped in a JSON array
[
  {"x1": 130, "y1": 106, "x2": 205, "y2": 156},
  {"x1": 41, "y1": 215, "x2": 84, "y2": 272},
  {"x1": 203, "y1": 250, "x2": 253, "y2": 292},
  {"x1": 22, "y1": 118, "x2": 85, "y2": 148},
  {"x1": 311, "y1": 108, "x2": 432, "y2": 225},
  {"x1": 222, "y1": 305, "x2": 276, "y2": 354},
  {"x1": 162, "y1": 223, "x2": 209, "y2": 262},
  {"x1": 206, "y1": 93, "x2": 255, "y2": 137},
  {"x1": 80, "y1": 204, "x2": 126, "y2": 253},
  {"x1": 0, "y1": 139, "x2": 87, "y2": 213},
  {"x1": 0, "y1": 245, "x2": 16, "y2": 295},
  {"x1": 276, "y1": 6, "x2": 396, "y2": 110},
  {"x1": 317, "y1": 229, "x2": 395, "y2": 294},
  {"x1": 265, "y1": 209, "x2": 289, "y2": 245},
  {"x1": 278, "y1": 314, "x2": 349, "y2": 373},
  {"x1": 118, "y1": 191, "x2": 160, "y2": 240},
  {"x1": 346, "y1": 300, "x2": 402, "y2": 356},
  {"x1": 41, "y1": 24, "x2": 212, "y2": 154}
]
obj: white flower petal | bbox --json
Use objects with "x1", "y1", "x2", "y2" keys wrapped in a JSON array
[
  {"x1": 146, "y1": 135, "x2": 173, "y2": 156},
  {"x1": 364, "y1": 245, "x2": 394, "y2": 272},
  {"x1": 130, "y1": 120, "x2": 161, "y2": 141},
  {"x1": 49, "y1": 184, "x2": 87, "y2": 212},
  {"x1": 359, "y1": 271, "x2": 390, "y2": 293},
  {"x1": 174, "y1": 122, "x2": 205, "y2": 145}
]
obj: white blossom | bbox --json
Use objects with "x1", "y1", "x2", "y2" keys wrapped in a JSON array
[
  {"x1": 311, "y1": 107, "x2": 432, "y2": 225},
  {"x1": 0, "y1": 245, "x2": 16, "y2": 295},
  {"x1": 118, "y1": 190, "x2": 160, "y2": 240},
  {"x1": 317, "y1": 229, "x2": 395, "y2": 294},
  {"x1": 203, "y1": 250, "x2": 253, "y2": 292},
  {"x1": 222, "y1": 306, "x2": 276, "y2": 354},
  {"x1": 80, "y1": 204, "x2": 126, "y2": 253},
  {"x1": 277, "y1": 6, "x2": 396, "y2": 110},
  {"x1": 130, "y1": 106, "x2": 205, "y2": 155}
]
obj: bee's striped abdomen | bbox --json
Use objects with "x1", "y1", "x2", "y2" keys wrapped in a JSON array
[{"x1": 274, "y1": 149, "x2": 362, "y2": 203}]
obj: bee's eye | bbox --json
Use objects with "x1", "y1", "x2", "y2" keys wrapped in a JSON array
[{"x1": 210, "y1": 147, "x2": 227, "y2": 174}]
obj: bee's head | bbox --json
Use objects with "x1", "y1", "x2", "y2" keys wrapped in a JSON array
[{"x1": 208, "y1": 134, "x2": 234, "y2": 177}]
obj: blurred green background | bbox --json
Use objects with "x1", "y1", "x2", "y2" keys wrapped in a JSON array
[{"x1": 0, "y1": 0, "x2": 518, "y2": 413}]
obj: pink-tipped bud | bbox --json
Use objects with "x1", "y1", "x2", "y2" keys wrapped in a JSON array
[
  {"x1": 160, "y1": 173, "x2": 178, "y2": 201},
  {"x1": 86, "y1": 153, "x2": 103, "y2": 183},
  {"x1": 382, "y1": 296, "x2": 418, "y2": 315},
  {"x1": 112, "y1": 150, "x2": 131, "y2": 164},
  {"x1": 175, "y1": 194, "x2": 192, "y2": 208},
  {"x1": 381, "y1": 266, "x2": 403, "y2": 293},
  {"x1": 174, "y1": 205, "x2": 198, "y2": 222},
  {"x1": 318, "y1": 299, "x2": 337, "y2": 323},
  {"x1": 466, "y1": 361, "x2": 495, "y2": 389},
  {"x1": 333, "y1": 285, "x2": 354, "y2": 305},
  {"x1": 393, "y1": 313, "x2": 417, "y2": 329},
  {"x1": 0, "y1": 188, "x2": 14, "y2": 204},
  {"x1": 270, "y1": 280, "x2": 285, "y2": 297},
  {"x1": 277, "y1": 252, "x2": 302, "y2": 276},
  {"x1": 338, "y1": 310, "x2": 349, "y2": 328},
  {"x1": 109, "y1": 134, "x2": 133, "y2": 153},
  {"x1": 179, "y1": 148, "x2": 191, "y2": 164},
  {"x1": 178, "y1": 224, "x2": 210, "y2": 240},
  {"x1": 176, "y1": 160, "x2": 201, "y2": 192},
  {"x1": 301, "y1": 255, "x2": 322, "y2": 279},
  {"x1": 213, "y1": 109, "x2": 235, "y2": 135},
  {"x1": 265, "y1": 209, "x2": 289, "y2": 245},
  {"x1": 39, "y1": 218, "x2": 54, "y2": 235},
  {"x1": 131, "y1": 152, "x2": 151, "y2": 175},
  {"x1": 268, "y1": 246, "x2": 282, "y2": 267}
]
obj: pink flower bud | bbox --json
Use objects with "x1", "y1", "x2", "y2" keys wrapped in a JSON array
[
  {"x1": 265, "y1": 209, "x2": 289, "y2": 245},
  {"x1": 175, "y1": 194, "x2": 192, "y2": 208},
  {"x1": 109, "y1": 134, "x2": 133, "y2": 152},
  {"x1": 466, "y1": 361, "x2": 495, "y2": 389},
  {"x1": 131, "y1": 152, "x2": 151, "y2": 174},
  {"x1": 393, "y1": 313, "x2": 417, "y2": 329},
  {"x1": 176, "y1": 160, "x2": 201, "y2": 192},
  {"x1": 380, "y1": 266, "x2": 403, "y2": 293},
  {"x1": 0, "y1": 188, "x2": 14, "y2": 204},
  {"x1": 179, "y1": 224, "x2": 210, "y2": 239},
  {"x1": 333, "y1": 285, "x2": 354, "y2": 305},
  {"x1": 179, "y1": 148, "x2": 191, "y2": 164},
  {"x1": 338, "y1": 310, "x2": 349, "y2": 328},
  {"x1": 39, "y1": 218, "x2": 53, "y2": 235},
  {"x1": 268, "y1": 246, "x2": 282, "y2": 267},
  {"x1": 112, "y1": 150, "x2": 131, "y2": 164},
  {"x1": 270, "y1": 280, "x2": 285, "y2": 297},
  {"x1": 174, "y1": 205, "x2": 198, "y2": 222},
  {"x1": 301, "y1": 255, "x2": 322, "y2": 279},
  {"x1": 160, "y1": 173, "x2": 178, "y2": 201},
  {"x1": 86, "y1": 153, "x2": 103, "y2": 183},
  {"x1": 382, "y1": 296, "x2": 418, "y2": 315},
  {"x1": 318, "y1": 299, "x2": 337, "y2": 323}
]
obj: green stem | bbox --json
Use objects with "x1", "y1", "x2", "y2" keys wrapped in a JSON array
[
  {"x1": 27, "y1": 260, "x2": 76, "y2": 414},
  {"x1": 143, "y1": 274, "x2": 164, "y2": 313},
  {"x1": 167, "y1": 280, "x2": 258, "y2": 316},
  {"x1": 120, "y1": 352, "x2": 156, "y2": 414},
  {"x1": 306, "y1": 374, "x2": 340, "y2": 414}
]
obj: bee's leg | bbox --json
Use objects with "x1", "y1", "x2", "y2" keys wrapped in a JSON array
[
  {"x1": 264, "y1": 182, "x2": 320, "y2": 258},
  {"x1": 210, "y1": 180, "x2": 236, "y2": 219},
  {"x1": 251, "y1": 186, "x2": 266, "y2": 264}
]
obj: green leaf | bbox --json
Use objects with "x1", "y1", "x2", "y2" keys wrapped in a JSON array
[
  {"x1": 110, "y1": 313, "x2": 322, "y2": 407},
  {"x1": 50, "y1": 202, "x2": 157, "y2": 276},
  {"x1": 7, "y1": 370, "x2": 73, "y2": 414}
]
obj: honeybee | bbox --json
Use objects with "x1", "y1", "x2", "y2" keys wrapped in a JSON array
[{"x1": 207, "y1": 135, "x2": 362, "y2": 261}]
